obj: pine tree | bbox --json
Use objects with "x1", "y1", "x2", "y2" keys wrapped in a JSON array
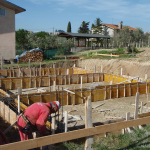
[
  {"x1": 67, "y1": 22, "x2": 71, "y2": 33},
  {"x1": 92, "y1": 18, "x2": 103, "y2": 34},
  {"x1": 78, "y1": 21, "x2": 90, "y2": 34}
]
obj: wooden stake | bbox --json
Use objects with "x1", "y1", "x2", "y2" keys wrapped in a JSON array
[
  {"x1": 85, "y1": 95, "x2": 93, "y2": 150},
  {"x1": 121, "y1": 68, "x2": 123, "y2": 76},
  {"x1": 117, "y1": 85, "x2": 119, "y2": 98},
  {"x1": 74, "y1": 87, "x2": 75, "y2": 105},
  {"x1": 124, "y1": 84, "x2": 126, "y2": 97},
  {"x1": 52, "y1": 117, "x2": 55, "y2": 134},
  {"x1": 67, "y1": 91, "x2": 69, "y2": 105},
  {"x1": 110, "y1": 86, "x2": 112, "y2": 99},
  {"x1": 64, "y1": 111, "x2": 68, "y2": 132},
  {"x1": 140, "y1": 101, "x2": 143, "y2": 114},
  {"x1": 18, "y1": 87, "x2": 22, "y2": 115},
  {"x1": 126, "y1": 112, "x2": 131, "y2": 132},
  {"x1": 129, "y1": 83, "x2": 131, "y2": 96},
  {"x1": 81, "y1": 76, "x2": 83, "y2": 103},
  {"x1": 134, "y1": 92, "x2": 139, "y2": 119}
]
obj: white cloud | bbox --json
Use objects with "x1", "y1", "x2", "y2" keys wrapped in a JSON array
[{"x1": 28, "y1": 0, "x2": 86, "y2": 5}]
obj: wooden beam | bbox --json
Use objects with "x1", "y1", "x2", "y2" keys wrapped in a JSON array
[{"x1": 2, "y1": 116, "x2": 150, "y2": 150}]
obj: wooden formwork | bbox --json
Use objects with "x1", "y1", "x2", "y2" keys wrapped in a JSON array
[
  {"x1": 17, "y1": 82, "x2": 150, "y2": 106},
  {"x1": 0, "y1": 68, "x2": 74, "y2": 77},
  {"x1": 0, "y1": 73, "x2": 104, "y2": 90},
  {"x1": 104, "y1": 74, "x2": 141, "y2": 84},
  {"x1": 0, "y1": 101, "x2": 17, "y2": 125},
  {"x1": 0, "y1": 68, "x2": 95, "y2": 78},
  {"x1": 1, "y1": 116, "x2": 150, "y2": 150}
]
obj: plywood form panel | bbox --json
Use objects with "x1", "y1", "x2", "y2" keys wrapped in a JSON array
[
  {"x1": 12, "y1": 79, "x2": 21, "y2": 89},
  {"x1": 74, "y1": 91, "x2": 82, "y2": 104},
  {"x1": 109, "y1": 75, "x2": 113, "y2": 83},
  {"x1": 104, "y1": 74, "x2": 110, "y2": 82},
  {"x1": 118, "y1": 86, "x2": 124, "y2": 97},
  {"x1": 131, "y1": 84, "x2": 137, "y2": 96},
  {"x1": 10, "y1": 109, "x2": 17, "y2": 125},
  {"x1": 111, "y1": 87, "x2": 117, "y2": 99},
  {"x1": 1, "y1": 79, "x2": 11, "y2": 90},
  {"x1": 139, "y1": 84, "x2": 146, "y2": 94},
  {"x1": 5, "y1": 105, "x2": 10, "y2": 122},
  {"x1": 116, "y1": 76, "x2": 122, "y2": 84},
  {"x1": 92, "y1": 89, "x2": 100, "y2": 102},
  {"x1": 1, "y1": 102, "x2": 5, "y2": 118}
]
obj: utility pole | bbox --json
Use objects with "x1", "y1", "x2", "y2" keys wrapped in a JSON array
[{"x1": 53, "y1": 27, "x2": 54, "y2": 35}]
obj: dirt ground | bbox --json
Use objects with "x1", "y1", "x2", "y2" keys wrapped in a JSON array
[
  {"x1": 2, "y1": 47, "x2": 150, "y2": 143},
  {"x1": 78, "y1": 47, "x2": 150, "y2": 79}
]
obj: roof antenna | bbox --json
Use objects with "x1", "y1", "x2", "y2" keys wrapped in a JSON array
[{"x1": 112, "y1": 18, "x2": 113, "y2": 24}]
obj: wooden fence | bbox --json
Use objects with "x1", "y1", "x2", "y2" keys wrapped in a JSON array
[{"x1": 1, "y1": 116, "x2": 150, "y2": 150}]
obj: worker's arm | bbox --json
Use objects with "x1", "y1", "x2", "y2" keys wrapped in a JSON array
[{"x1": 36, "y1": 111, "x2": 49, "y2": 135}]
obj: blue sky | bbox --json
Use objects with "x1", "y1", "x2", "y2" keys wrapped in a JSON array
[{"x1": 10, "y1": 0, "x2": 150, "y2": 33}]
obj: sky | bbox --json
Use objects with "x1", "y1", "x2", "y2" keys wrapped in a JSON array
[{"x1": 9, "y1": 0, "x2": 150, "y2": 33}]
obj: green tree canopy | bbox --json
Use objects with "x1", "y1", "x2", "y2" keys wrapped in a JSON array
[
  {"x1": 16, "y1": 29, "x2": 29, "y2": 49},
  {"x1": 133, "y1": 27, "x2": 145, "y2": 42},
  {"x1": 34, "y1": 31, "x2": 50, "y2": 38},
  {"x1": 67, "y1": 22, "x2": 71, "y2": 33},
  {"x1": 92, "y1": 18, "x2": 103, "y2": 34},
  {"x1": 78, "y1": 21, "x2": 90, "y2": 34}
]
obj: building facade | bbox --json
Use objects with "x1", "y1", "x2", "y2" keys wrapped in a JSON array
[
  {"x1": 91, "y1": 21, "x2": 137, "y2": 37},
  {"x1": 0, "y1": 0, "x2": 25, "y2": 59}
]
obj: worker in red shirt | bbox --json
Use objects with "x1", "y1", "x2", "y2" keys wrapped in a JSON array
[{"x1": 17, "y1": 101, "x2": 61, "y2": 141}]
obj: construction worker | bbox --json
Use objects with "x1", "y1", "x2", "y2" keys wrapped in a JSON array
[{"x1": 17, "y1": 101, "x2": 61, "y2": 141}]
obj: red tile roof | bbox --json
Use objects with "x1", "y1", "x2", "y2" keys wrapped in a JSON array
[{"x1": 102, "y1": 23, "x2": 137, "y2": 31}]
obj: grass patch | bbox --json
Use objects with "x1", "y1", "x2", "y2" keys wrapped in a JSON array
[
  {"x1": 3, "y1": 59, "x2": 68, "y2": 69},
  {"x1": 53, "y1": 125, "x2": 150, "y2": 150}
]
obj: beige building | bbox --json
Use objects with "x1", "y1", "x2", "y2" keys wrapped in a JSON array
[
  {"x1": 0, "y1": 0, "x2": 25, "y2": 59},
  {"x1": 91, "y1": 21, "x2": 137, "y2": 37}
]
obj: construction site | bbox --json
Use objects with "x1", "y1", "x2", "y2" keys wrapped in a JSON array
[{"x1": 1, "y1": 48, "x2": 150, "y2": 149}]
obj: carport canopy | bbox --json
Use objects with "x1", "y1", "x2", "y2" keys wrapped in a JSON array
[{"x1": 58, "y1": 32, "x2": 111, "y2": 47}]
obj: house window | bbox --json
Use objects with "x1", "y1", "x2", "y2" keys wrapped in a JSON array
[{"x1": 0, "y1": 7, "x2": 6, "y2": 16}]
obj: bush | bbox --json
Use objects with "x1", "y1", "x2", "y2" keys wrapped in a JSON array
[{"x1": 127, "y1": 46, "x2": 138, "y2": 53}]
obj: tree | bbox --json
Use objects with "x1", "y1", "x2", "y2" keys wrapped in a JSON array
[
  {"x1": 34, "y1": 31, "x2": 50, "y2": 38},
  {"x1": 78, "y1": 21, "x2": 90, "y2": 34},
  {"x1": 133, "y1": 28, "x2": 145, "y2": 42},
  {"x1": 16, "y1": 29, "x2": 29, "y2": 49},
  {"x1": 67, "y1": 22, "x2": 71, "y2": 33},
  {"x1": 57, "y1": 38, "x2": 74, "y2": 55},
  {"x1": 92, "y1": 18, "x2": 103, "y2": 34}
]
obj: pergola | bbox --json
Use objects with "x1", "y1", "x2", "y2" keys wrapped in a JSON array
[{"x1": 58, "y1": 32, "x2": 111, "y2": 47}]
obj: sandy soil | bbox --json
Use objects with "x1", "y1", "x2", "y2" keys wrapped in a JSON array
[
  {"x1": 2, "y1": 47, "x2": 150, "y2": 143},
  {"x1": 78, "y1": 47, "x2": 150, "y2": 79},
  {"x1": 59, "y1": 93, "x2": 149, "y2": 127}
]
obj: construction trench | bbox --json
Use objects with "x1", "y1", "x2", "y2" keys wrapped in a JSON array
[{"x1": 0, "y1": 66, "x2": 150, "y2": 149}]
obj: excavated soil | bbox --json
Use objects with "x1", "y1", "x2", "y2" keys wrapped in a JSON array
[{"x1": 2, "y1": 47, "x2": 150, "y2": 143}]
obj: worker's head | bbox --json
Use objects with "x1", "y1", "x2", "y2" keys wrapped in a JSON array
[{"x1": 50, "y1": 101, "x2": 61, "y2": 113}]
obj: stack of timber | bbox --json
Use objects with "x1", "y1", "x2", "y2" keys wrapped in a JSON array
[{"x1": 18, "y1": 50, "x2": 43, "y2": 63}]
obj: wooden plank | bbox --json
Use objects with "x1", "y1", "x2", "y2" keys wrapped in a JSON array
[
  {"x1": 134, "y1": 92, "x2": 139, "y2": 119},
  {"x1": 2, "y1": 116, "x2": 150, "y2": 150},
  {"x1": 85, "y1": 95, "x2": 93, "y2": 149}
]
